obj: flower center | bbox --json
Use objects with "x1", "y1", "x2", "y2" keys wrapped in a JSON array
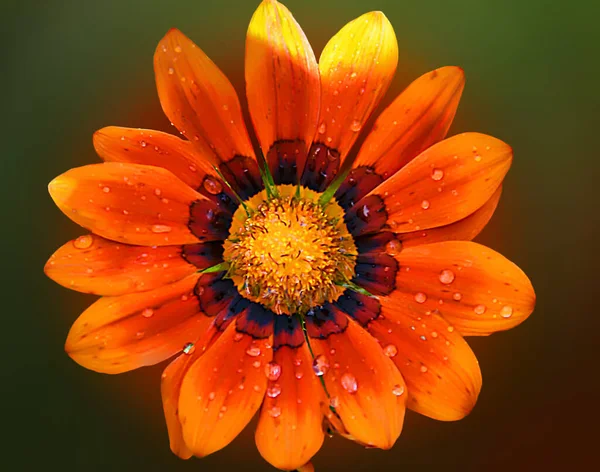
[{"x1": 223, "y1": 185, "x2": 357, "y2": 315}]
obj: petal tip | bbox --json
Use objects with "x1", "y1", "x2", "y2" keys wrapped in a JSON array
[{"x1": 48, "y1": 175, "x2": 74, "y2": 205}]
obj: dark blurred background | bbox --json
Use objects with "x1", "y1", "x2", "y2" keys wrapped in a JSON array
[{"x1": 3, "y1": 0, "x2": 598, "y2": 470}]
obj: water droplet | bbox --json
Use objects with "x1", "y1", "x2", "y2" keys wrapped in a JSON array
[
  {"x1": 414, "y1": 292, "x2": 427, "y2": 304},
  {"x1": 154, "y1": 188, "x2": 162, "y2": 196},
  {"x1": 312, "y1": 354, "x2": 329, "y2": 376},
  {"x1": 246, "y1": 345, "x2": 261, "y2": 357},
  {"x1": 474, "y1": 155, "x2": 482, "y2": 162},
  {"x1": 329, "y1": 396, "x2": 340, "y2": 408},
  {"x1": 439, "y1": 269, "x2": 455, "y2": 284},
  {"x1": 264, "y1": 362, "x2": 282, "y2": 381},
  {"x1": 447, "y1": 326, "x2": 455, "y2": 332},
  {"x1": 420, "y1": 365, "x2": 428, "y2": 373},
  {"x1": 269, "y1": 406, "x2": 282, "y2": 418},
  {"x1": 474, "y1": 304, "x2": 486, "y2": 315},
  {"x1": 350, "y1": 71, "x2": 357, "y2": 79},
  {"x1": 140, "y1": 141, "x2": 147, "y2": 148},
  {"x1": 318, "y1": 122, "x2": 327, "y2": 134},
  {"x1": 183, "y1": 342, "x2": 195, "y2": 354},
  {"x1": 266, "y1": 384, "x2": 281, "y2": 398},
  {"x1": 431, "y1": 168, "x2": 444, "y2": 181},
  {"x1": 73, "y1": 235, "x2": 93, "y2": 249},
  {"x1": 151, "y1": 224, "x2": 172, "y2": 233},
  {"x1": 203, "y1": 177, "x2": 223, "y2": 195},
  {"x1": 350, "y1": 120, "x2": 362, "y2": 132},
  {"x1": 383, "y1": 344, "x2": 398, "y2": 357},
  {"x1": 102, "y1": 186, "x2": 110, "y2": 193},
  {"x1": 208, "y1": 391, "x2": 216, "y2": 401},
  {"x1": 174, "y1": 45, "x2": 182, "y2": 53},
  {"x1": 500, "y1": 305, "x2": 513, "y2": 318},
  {"x1": 168, "y1": 67, "x2": 174, "y2": 75},
  {"x1": 392, "y1": 384, "x2": 405, "y2": 396},
  {"x1": 385, "y1": 239, "x2": 402, "y2": 256},
  {"x1": 233, "y1": 332, "x2": 244, "y2": 342},
  {"x1": 141, "y1": 308, "x2": 154, "y2": 318},
  {"x1": 453, "y1": 292, "x2": 462, "y2": 301},
  {"x1": 341, "y1": 373, "x2": 358, "y2": 393}
]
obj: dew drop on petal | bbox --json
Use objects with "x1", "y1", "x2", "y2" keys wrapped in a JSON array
[
  {"x1": 385, "y1": 239, "x2": 402, "y2": 256},
  {"x1": 266, "y1": 384, "x2": 282, "y2": 398},
  {"x1": 233, "y1": 332, "x2": 244, "y2": 342},
  {"x1": 264, "y1": 362, "x2": 282, "y2": 381},
  {"x1": 182, "y1": 342, "x2": 195, "y2": 355},
  {"x1": 318, "y1": 122, "x2": 327, "y2": 134},
  {"x1": 246, "y1": 345, "x2": 261, "y2": 357},
  {"x1": 312, "y1": 354, "x2": 329, "y2": 376},
  {"x1": 349, "y1": 120, "x2": 362, "y2": 132},
  {"x1": 414, "y1": 292, "x2": 427, "y2": 304},
  {"x1": 174, "y1": 45, "x2": 182, "y2": 53},
  {"x1": 151, "y1": 224, "x2": 172, "y2": 233},
  {"x1": 168, "y1": 67, "x2": 174, "y2": 75},
  {"x1": 421, "y1": 200, "x2": 430, "y2": 210},
  {"x1": 73, "y1": 235, "x2": 93, "y2": 249},
  {"x1": 431, "y1": 168, "x2": 444, "y2": 181},
  {"x1": 383, "y1": 344, "x2": 398, "y2": 357},
  {"x1": 208, "y1": 391, "x2": 216, "y2": 401},
  {"x1": 102, "y1": 186, "x2": 110, "y2": 193},
  {"x1": 500, "y1": 305, "x2": 513, "y2": 318},
  {"x1": 474, "y1": 304, "x2": 486, "y2": 315},
  {"x1": 439, "y1": 269, "x2": 455, "y2": 284},
  {"x1": 269, "y1": 406, "x2": 282, "y2": 418},
  {"x1": 203, "y1": 177, "x2": 223, "y2": 195},
  {"x1": 420, "y1": 365, "x2": 428, "y2": 373},
  {"x1": 392, "y1": 384, "x2": 405, "y2": 396},
  {"x1": 141, "y1": 308, "x2": 154, "y2": 318},
  {"x1": 329, "y1": 396, "x2": 340, "y2": 408},
  {"x1": 341, "y1": 373, "x2": 358, "y2": 393},
  {"x1": 453, "y1": 292, "x2": 462, "y2": 301}
]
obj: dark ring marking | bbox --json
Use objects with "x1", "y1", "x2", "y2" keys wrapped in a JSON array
[
  {"x1": 305, "y1": 304, "x2": 349, "y2": 339},
  {"x1": 335, "y1": 166, "x2": 384, "y2": 210},
  {"x1": 334, "y1": 290, "x2": 381, "y2": 327},
  {"x1": 301, "y1": 142, "x2": 341, "y2": 192}
]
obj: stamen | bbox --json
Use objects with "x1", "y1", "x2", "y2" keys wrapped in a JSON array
[{"x1": 223, "y1": 185, "x2": 357, "y2": 315}]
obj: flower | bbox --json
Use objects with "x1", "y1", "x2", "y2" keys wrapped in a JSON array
[{"x1": 45, "y1": 0, "x2": 536, "y2": 470}]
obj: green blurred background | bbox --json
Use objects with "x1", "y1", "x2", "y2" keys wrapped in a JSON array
[{"x1": 3, "y1": 0, "x2": 598, "y2": 470}]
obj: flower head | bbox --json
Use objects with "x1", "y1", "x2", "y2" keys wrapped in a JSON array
[{"x1": 46, "y1": 0, "x2": 535, "y2": 470}]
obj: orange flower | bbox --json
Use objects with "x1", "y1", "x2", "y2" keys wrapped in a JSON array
[{"x1": 45, "y1": 1, "x2": 535, "y2": 470}]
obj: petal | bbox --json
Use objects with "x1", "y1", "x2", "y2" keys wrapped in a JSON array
[
  {"x1": 399, "y1": 186, "x2": 502, "y2": 247},
  {"x1": 394, "y1": 241, "x2": 536, "y2": 336},
  {"x1": 93, "y1": 126, "x2": 214, "y2": 190},
  {"x1": 65, "y1": 274, "x2": 210, "y2": 374},
  {"x1": 369, "y1": 132, "x2": 512, "y2": 233},
  {"x1": 255, "y1": 343, "x2": 326, "y2": 470},
  {"x1": 161, "y1": 320, "x2": 225, "y2": 460},
  {"x1": 48, "y1": 163, "x2": 228, "y2": 246},
  {"x1": 44, "y1": 235, "x2": 211, "y2": 296},
  {"x1": 178, "y1": 313, "x2": 273, "y2": 457},
  {"x1": 246, "y1": 0, "x2": 320, "y2": 183},
  {"x1": 154, "y1": 28, "x2": 255, "y2": 165},
  {"x1": 314, "y1": 11, "x2": 398, "y2": 163},
  {"x1": 309, "y1": 315, "x2": 406, "y2": 449},
  {"x1": 355, "y1": 66, "x2": 465, "y2": 179},
  {"x1": 368, "y1": 295, "x2": 482, "y2": 421}
]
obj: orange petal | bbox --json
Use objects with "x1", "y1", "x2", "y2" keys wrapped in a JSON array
[
  {"x1": 161, "y1": 320, "x2": 225, "y2": 460},
  {"x1": 368, "y1": 296, "x2": 482, "y2": 421},
  {"x1": 154, "y1": 28, "x2": 255, "y2": 165},
  {"x1": 65, "y1": 274, "x2": 211, "y2": 374},
  {"x1": 369, "y1": 132, "x2": 511, "y2": 233},
  {"x1": 355, "y1": 66, "x2": 465, "y2": 177},
  {"x1": 161, "y1": 353, "x2": 195, "y2": 459},
  {"x1": 316, "y1": 11, "x2": 398, "y2": 162},
  {"x1": 44, "y1": 235, "x2": 198, "y2": 296},
  {"x1": 400, "y1": 186, "x2": 502, "y2": 247},
  {"x1": 245, "y1": 0, "x2": 320, "y2": 180},
  {"x1": 48, "y1": 163, "x2": 226, "y2": 246},
  {"x1": 255, "y1": 344, "x2": 325, "y2": 470},
  {"x1": 93, "y1": 126, "x2": 215, "y2": 190},
  {"x1": 178, "y1": 317, "x2": 273, "y2": 457},
  {"x1": 394, "y1": 241, "x2": 535, "y2": 336},
  {"x1": 310, "y1": 317, "x2": 406, "y2": 449}
]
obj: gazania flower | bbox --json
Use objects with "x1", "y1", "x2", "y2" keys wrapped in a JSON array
[{"x1": 45, "y1": 0, "x2": 535, "y2": 470}]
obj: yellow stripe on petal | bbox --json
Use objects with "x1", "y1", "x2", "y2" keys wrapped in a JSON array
[
  {"x1": 316, "y1": 11, "x2": 398, "y2": 162},
  {"x1": 246, "y1": 0, "x2": 320, "y2": 182}
]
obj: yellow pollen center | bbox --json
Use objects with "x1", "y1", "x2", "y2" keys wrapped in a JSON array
[{"x1": 223, "y1": 185, "x2": 357, "y2": 315}]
